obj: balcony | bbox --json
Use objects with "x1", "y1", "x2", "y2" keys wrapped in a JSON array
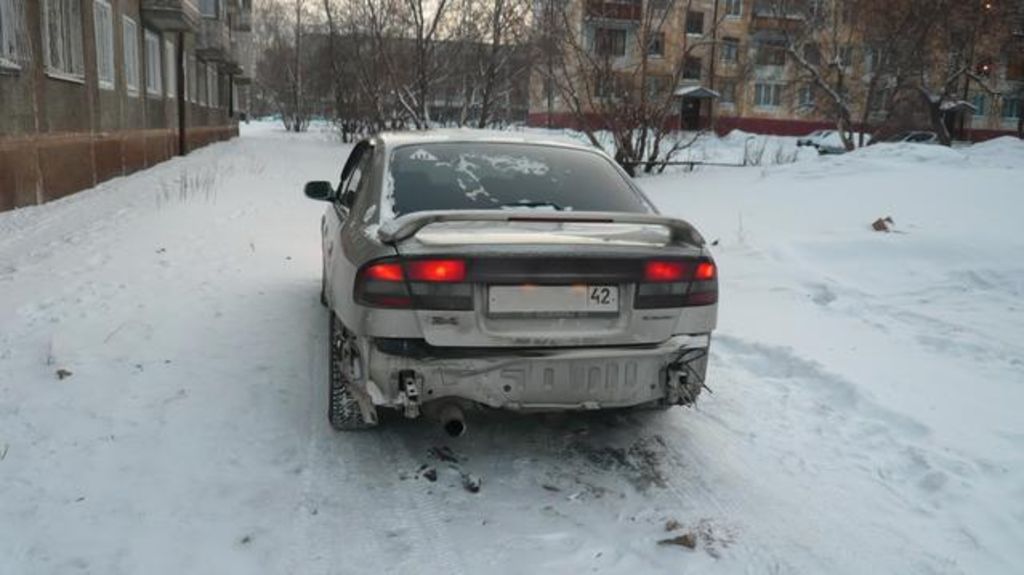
[
  {"x1": 231, "y1": 32, "x2": 253, "y2": 83},
  {"x1": 197, "y1": 17, "x2": 231, "y2": 62},
  {"x1": 585, "y1": 0, "x2": 641, "y2": 22},
  {"x1": 751, "y1": 1, "x2": 806, "y2": 31},
  {"x1": 141, "y1": 0, "x2": 200, "y2": 32}
]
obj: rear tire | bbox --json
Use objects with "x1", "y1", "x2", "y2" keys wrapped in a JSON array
[{"x1": 328, "y1": 311, "x2": 377, "y2": 431}]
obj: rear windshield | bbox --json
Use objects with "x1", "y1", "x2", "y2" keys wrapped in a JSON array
[{"x1": 386, "y1": 143, "x2": 649, "y2": 217}]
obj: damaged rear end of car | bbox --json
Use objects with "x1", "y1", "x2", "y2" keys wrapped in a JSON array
[
  {"x1": 315, "y1": 134, "x2": 718, "y2": 434},
  {"x1": 355, "y1": 211, "x2": 717, "y2": 434}
]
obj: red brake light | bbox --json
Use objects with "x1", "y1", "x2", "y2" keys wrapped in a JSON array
[
  {"x1": 645, "y1": 261, "x2": 686, "y2": 282},
  {"x1": 365, "y1": 262, "x2": 404, "y2": 282},
  {"x1": 695, "y1": 261, "x2": 716, "y2": 281},
  {"x1": 407, "y1": 259, "x2": 466, "y2": 283}
]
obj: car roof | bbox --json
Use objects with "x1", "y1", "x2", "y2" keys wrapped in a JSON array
[{"x1": 373, "y1": 129, "x2": 597, "y2": 152}]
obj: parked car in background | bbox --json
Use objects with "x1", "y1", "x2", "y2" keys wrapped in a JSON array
[
  {"x1": 869, "y1": 131, "x2": 941, "y2": 145},
  {"x1": 796, "y1": 130, "x2": 836, "y2": 148},
  {"x1": 304, "y1": 132, "x2": 718, "y2": 435}
]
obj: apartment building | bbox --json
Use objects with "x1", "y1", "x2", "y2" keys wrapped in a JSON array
[
  {"x1": 528, "y1": 0, "x2": 1024, "y2": 139},
  {"x1": 0, "y1": 0, "x2": 253, "y2": 213}
]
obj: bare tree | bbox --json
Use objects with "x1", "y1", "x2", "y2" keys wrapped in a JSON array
[
  {"x1": 761, "y1": 0, "x2": 864, "y2": 150},
  {"x1": 253, "y1": 0, "x2": 319, "y2": 131},
  {"x1": 397, "y1": 0, "x2": 453, "y2": 127},
  {"x1": 318, "y1": 0, "x2": 531, "y2": 131},
  {"x1": 474, "y1": 0, "x2": 532, "y2": 127},
  {"x1": 542, "y1": 0, "x2": 720, "y2": 174},
  {"x1": 910, "y1": 1, "x2": 1019, "y2": 144},
  {"x1": 850, "y1": 0, "x2": 932, "y2": 145}
]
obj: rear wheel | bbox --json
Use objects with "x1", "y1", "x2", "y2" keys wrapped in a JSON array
[{"x1": 328, "y1": 311, "x2": 377, "y2": 430}]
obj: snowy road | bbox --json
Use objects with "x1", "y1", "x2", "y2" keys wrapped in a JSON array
[{"x1": 1, "y1": 124, "x2": 1022, "y2": 574}]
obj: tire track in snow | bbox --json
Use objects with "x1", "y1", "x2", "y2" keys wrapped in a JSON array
[
  {"x1": 284, "y1": 312, "x2": 391, "y2": 574},
  {"x1": 284, "y1": 309, "x2": 465, "y2": 575},
  {"x1": 633, "y1": 415, "x2": 798, "y2": 574},
  {"x1": 697, "y1": 334, "x2": 973, "y2": 573}
]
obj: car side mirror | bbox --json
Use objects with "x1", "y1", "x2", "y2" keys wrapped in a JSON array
[{"x1": 304, "y1": 181, "x2": 334, "y2": 201}]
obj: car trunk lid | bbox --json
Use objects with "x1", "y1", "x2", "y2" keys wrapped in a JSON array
[{"x1": 376, "y1": 212, "x2": 712, "y2": 348}]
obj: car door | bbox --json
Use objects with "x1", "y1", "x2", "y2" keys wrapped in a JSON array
[{"x1": 324, "y1": 141, "x2": 373, "y2": 308}]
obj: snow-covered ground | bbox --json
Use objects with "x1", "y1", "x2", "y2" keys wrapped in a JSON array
[{"x1": 1, "y1": 122, "x2": 1022, "y2": 574}]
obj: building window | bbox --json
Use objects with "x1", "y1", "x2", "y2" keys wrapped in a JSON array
[
  {"x1": 93, "y1": 0, "x2": 114, "y2": 89},
  {"x1": 724, "y1": 0, "x2": 742, "y2": 17},
  {"x1": 804, "y1": 0, "x2": 823, "y2": 17},
  {"x1": 971, "y1": 94, "x2": 986, "y2": 116},
  {"x1": 647, "y1": 32, "x2": 664, "y2": 57},
  {"x1": 802, "y1": 43, "x2": 820, "y2": 66},
  {"x1": 197, "y1": 61, "x2": 206, "y2": 105},
  {"x1": 165, "y1": 38, "x2": 175, "y2": 98},
  {"x1": 864, "y1": 47, "x2": 879, "y2": 74},
  {"x1": 645, "y1": 74, "x2": 670, "y2": 98},
  {"x1": 1, "y1": 0, "x2": 24, "y2": 68},
  {"x1": 1001, "y1": 96, "x2": 1019, "y2": 119},
  {"x1": 144, "y1": 29, "x2": 162, "y2": 96},
  {"x1": 683, "y1": 56, "x2": 701, "y2": 80},
  {"x1": 122, "y1": 16, "x2": 139, "y2": 96},
  {"x1": 719, "y1": 80, "x2": 737, "y2": 104},
  {"x1": 200, "y1": 0, "x2": 218, "y2": 18},
  {"x1": 754, "y1": 82, "x2": 783, "y2": 107},
  {"x1": 1007, "y1": 54, "x2": 1024, "y2": 81},
  {"x1": 868, "y1": 88, "x2": 889, "y2": 112},
  {"x1": 686, "y1": 11, "x2": 704, "y2": 35},
  {"x1": 187, "y1": 54, "x2": 197, "y2": 102},
  {"x1": 756, "y1": 43, "x2": 786, "y2": 66},
  {"x1": 207, "y1": 65, "x2": 218, "y2": 107},
  {"x1": 594, "y1": 27, "x2": 626, "y2": 57},
  {"x1": 797, "y1": 84, "x2": 813, "y2": 108},
  {"x1": 837, "y1": 45, "x2": 853, "y2": 67},
  {"x1": 42, "y1": 0, "x2": 84, "y2": 79},
  {"x1": 595, "y1": 75, "x2": 610, "y2": 99},
  {"x1": 721, "y1": 37, "x2": 739, "y2": 63}
]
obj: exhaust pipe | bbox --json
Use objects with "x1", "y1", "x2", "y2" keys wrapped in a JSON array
[{"x1": 439, "y1": 403, "x2": 466, "y2": 438}]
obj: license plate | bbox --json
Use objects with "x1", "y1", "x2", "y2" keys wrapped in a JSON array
[{"x1": 488, "y1": 285, "x2": 619, "y2": 316}]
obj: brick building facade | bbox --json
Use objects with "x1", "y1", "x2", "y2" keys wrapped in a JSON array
[
  {"x1": 0, "y1": 0, "x2": 253, "y2": 212},
  {"x1": 529, "y1": 0, "x2": 1024, "y2": 140}
]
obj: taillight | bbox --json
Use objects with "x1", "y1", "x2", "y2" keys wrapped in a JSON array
[
  {"x1": 634, "y1": 258, "x2": 717, "y2": 309},
  {"x1": 687, "y1": 260, "x2": 718, "y2": 306},
  {"x1": 365, "y1": 262, "x2": 404, "y2": 282},
  {"x1": 695, "y1": 261, "x2": 716, "y2": 281},
  {"x1": 356, "y1": 261, "x2": 413, "y2": 308},
  {"x1": 355, "y1": 258, "x2": 472, "y2": 310},
  {"x1": 407, "y1": 259, "x2": 466, "y2": 282},
  {"x1": 645, "y1": 261, "x2": 686, "y2": 282}
]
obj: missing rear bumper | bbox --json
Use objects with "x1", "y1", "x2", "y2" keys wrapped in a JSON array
[{"x1": 364, "y1": 335, "x2": 711, "y2": 412}]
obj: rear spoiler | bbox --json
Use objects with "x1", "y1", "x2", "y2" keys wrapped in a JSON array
[{"x1": 377, "y1": 210, "x2": 706, "y2": 246}]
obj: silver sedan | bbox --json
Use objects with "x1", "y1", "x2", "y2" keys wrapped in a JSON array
[{"x1": 304, "y1": 131, "x2": 718, "y2": 435}]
